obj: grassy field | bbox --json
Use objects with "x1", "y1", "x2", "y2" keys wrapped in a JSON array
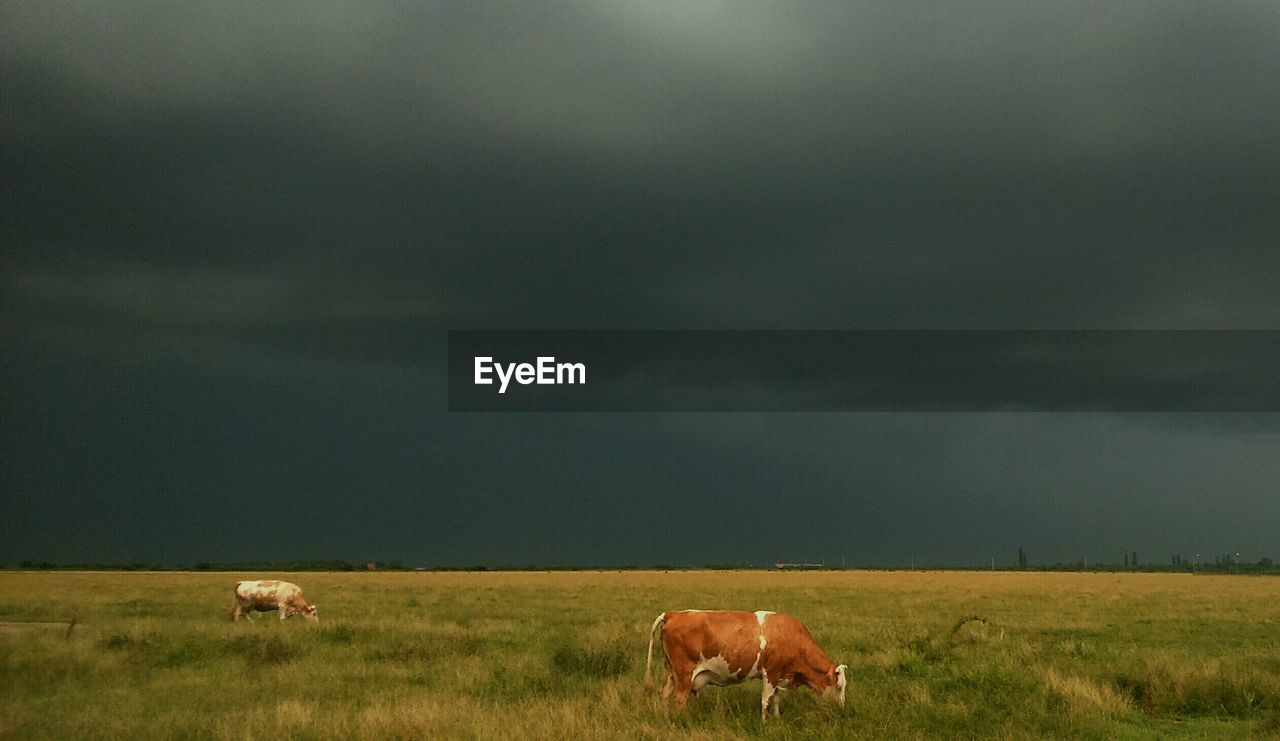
[{"x1": 1, "y1": 570, "x2": 1278, "y2": 738}]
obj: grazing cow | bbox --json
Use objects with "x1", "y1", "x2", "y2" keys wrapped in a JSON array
[
  {"x1": 645, "y1": 610, "x2": 846, "y2": 719},
  {"x1": 230, "y1": 580, "x2": 319, "y2": 622}
]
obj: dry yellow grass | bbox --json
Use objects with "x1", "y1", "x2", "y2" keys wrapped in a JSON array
[{"x1": 1043, "y1": 667, "x2": 1133, "y2": 719}]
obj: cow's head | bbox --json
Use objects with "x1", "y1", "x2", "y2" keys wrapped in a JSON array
[
  {"x1": 302, "y1": 604, "x2": 319, "y2": 623},
  {"x1": 821, "y1": 664, "x2": 847, "y2": 704}
]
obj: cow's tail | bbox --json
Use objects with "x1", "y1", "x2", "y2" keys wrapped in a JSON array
[
  {"x1": 644, "y1": 612, "x2": 666, "y2": 694},
  {"x1": 229, "y1": 582, "x2": 243, "y2": 622}
]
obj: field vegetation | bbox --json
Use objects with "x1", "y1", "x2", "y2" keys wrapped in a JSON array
[{"x1": 1, "y1": 570, "x2": 1278, "y2": 738}]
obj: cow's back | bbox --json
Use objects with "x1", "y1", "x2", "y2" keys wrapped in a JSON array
[
  {"x1": 661, "y1": 611, "x2": 766, "y2": 680},
  {"x1": 236, "y1": 580, "x2": 293, "y2": 607},
  {"x1": 760, "y1": 612, "x2": 818, "y2": 657}
]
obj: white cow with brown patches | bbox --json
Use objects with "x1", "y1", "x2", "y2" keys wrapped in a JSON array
[
  {"x1": 230, "y1": 580, "x2": 318, "y2": 622},
  {"x1": 645, "y1": 609, "x2": 846, "y2": 719}
]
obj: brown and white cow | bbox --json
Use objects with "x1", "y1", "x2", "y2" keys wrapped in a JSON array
[
  {"x1": 645, "y1": 610, "x2": 846, "y2": 719},
  {"x1": 230, "y1": 580, "x2": 319, "y2": 622}
]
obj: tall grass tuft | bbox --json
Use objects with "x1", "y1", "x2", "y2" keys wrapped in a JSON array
[
  {"x1": 1044, "y1": 667, "x2": 1132, "y2": 719},
  {"x1": 550, "y1": 642, "x2": 629, "y2": 678},
  {"x1": 222, "y1": 634, "x2": 300, "y2": 664}
]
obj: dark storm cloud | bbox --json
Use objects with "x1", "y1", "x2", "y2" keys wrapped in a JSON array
[
  {"x1": 5, "y1": 0, "x2": 1280, "y2": 358},
  {"x1": 3, "y1": 3, "x2": 1280, "y2": 566}
]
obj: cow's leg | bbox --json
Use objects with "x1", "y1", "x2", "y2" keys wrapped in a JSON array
[
  {"x1": 769, "y1": 691, "x2": 781, "y2": 717},
  {"x1": 760, "y1": 672, "x2": 776, "y2": 720},
  {"x1": 279, "y1": 604, "x2": 289, "y2": 621},
  {"x1": 660, "y1": 670, "x2": 676, "y2": 700},
  {"x1": 673, "y1": 672, "x2": 694, "y2": 709}
]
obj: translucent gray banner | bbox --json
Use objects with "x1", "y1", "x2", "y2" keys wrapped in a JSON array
[{"x1": 447, "y1": 331, "x2": 1280, "y2": 412}]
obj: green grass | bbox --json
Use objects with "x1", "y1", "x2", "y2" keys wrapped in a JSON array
[{"x1": 1, "y1": 571, "x2": 1278, "y2": 738}]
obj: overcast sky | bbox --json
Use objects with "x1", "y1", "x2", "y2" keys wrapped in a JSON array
[{"x1": 3, "y1": 2, "x2": 1278, "y2": 567}]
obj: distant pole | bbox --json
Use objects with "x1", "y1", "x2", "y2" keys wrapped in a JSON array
[{"x1": 991, "y1": 556, "x2": 995, "y2": 571}]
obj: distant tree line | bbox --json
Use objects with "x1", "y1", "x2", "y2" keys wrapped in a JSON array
[
  {"x1": 4, "y1": 556, "x2": 1277, "y2": 573},
  {"x1": 2, "y1": 561, "x2": 792, "y2": 572},
  {"x1": 1004, "y1": 547, "x2": 1277, "y2": 574},
  {"x1": 8, "y1": 560, "x2": 413, "y2": 572}
]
